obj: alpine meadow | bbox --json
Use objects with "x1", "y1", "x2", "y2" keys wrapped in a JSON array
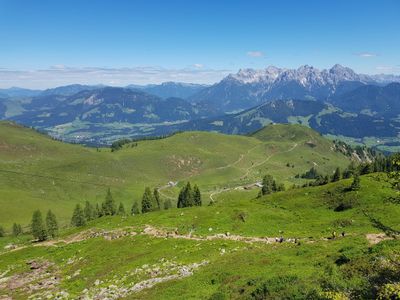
[{"x1": 0, "y1": 1, "x2": 399, "y2": 299}]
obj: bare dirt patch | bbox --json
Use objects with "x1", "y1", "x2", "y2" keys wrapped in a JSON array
[{"x1": 366, "y1": 233, "x2": 394, "y2": 245}]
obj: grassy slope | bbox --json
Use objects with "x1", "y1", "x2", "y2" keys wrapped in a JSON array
[
  {"x1": 0, "y1": 122, "x2": 351, "y2": 227},
  {"x1": 0, "y1": 174, "x2": 399, "y2": 299}
]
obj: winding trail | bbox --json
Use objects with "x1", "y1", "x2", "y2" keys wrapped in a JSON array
[
  {"x1": 157, "y1": 184, "x2": 176, "y2": 200},
  {"x1": 210, "y1": 143, "x2": 298, "y2": 202}
]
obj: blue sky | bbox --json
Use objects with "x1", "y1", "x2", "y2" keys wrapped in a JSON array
[{"x1": 0, "y1": 0, "x2": 399, "y2": 88}]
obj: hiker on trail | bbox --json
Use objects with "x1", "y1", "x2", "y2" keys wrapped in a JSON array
[
  {"x1": 279, "y1": 237, "x2": 284, "y2": 243},
  {"x1": 341, "y1": 231, "x2": 345, "y2": 237},
  {"x1": 332, "y1": 231, "x2": 337, "y2": 239}
]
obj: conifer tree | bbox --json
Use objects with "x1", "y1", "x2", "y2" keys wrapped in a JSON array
[
  {"x1": 193, "y1": 185, "x2": 202, "y2": 206},
  {"x1": 387, "y1": 153, "x2": 400, "y2": 190},
  {"x1": 332, "y1": 167, "x2": 341, "y2": 182},
  {"x1": 177, "y1": 186, "x2": 185, "y2": 208},
  {"x1": 12, "y1": 223, "x2": 23, "y2": 236},
  {"x1": 131, "y1": 201, "x2": 140, "y2": 215},
  {"x1": 95, "y1": 203, "x2": 102, "y2": 218},
  {"x1": 118, "y1": 202, "x2": 126, "y2": 215},
  {"x1": 103, "y1": 188, "x2": 116, "y2": 215},
  {"x1": 142, "y1": 187, "x2": 154, "y2": 213},
  {"x1": 46, "y1": 210, "x2": 58, "y2": 238},
  {"x1": 163, "y1": 199, "x2": 172, "y2": 210},
  {"x1": 31, "y1": 210, "x2": 47, "y2": 241},
  {"x1": 177, "y1": 182, "x2": 194, "y2": 208},
  {"x1": 84, "y1": 201, "x2": 95, "y2": 221},
  {"x1": 261, "y1": 175, "x2": 274, "y2": 195},
  {"x1": 71, "y1": 204, "x2": 86, "y2": 227},
  {"x1": 350, "y1": 173, "x2": 361, "y2": 191},
  {"x1": 153, "y1": 188, "x2": 161, "y2": 210},
  {"x1": 0, "y1": 226, "x2": 4, "y2": 237},
  {"x1": 185, "y1": 182, "x2": 194, "y2": 207}
]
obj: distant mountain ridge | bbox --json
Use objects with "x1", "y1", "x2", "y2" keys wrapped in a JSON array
[
  {"x1": 174, "y1": 99, "x2": 399, "y2": 139},
  {"x1": 129, "y1": 82, "x2": 209, "y2": 100},
  {"x1": 0, "y1": 82, "x2": 209, "y2": 99},
  {"x1": 13, "y1": 87, "x2": 204, "y2": 128},
  {"x1": 331, "y1": 82, "x2": 400, "y2": 117},
  {"x1": 190, "y1": 64, "x2": 400, "y2": 114}
]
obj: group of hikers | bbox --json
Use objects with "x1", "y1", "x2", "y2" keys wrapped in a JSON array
[{"x1": 274, "y1": 231, "x2": 346, "y2": 244}]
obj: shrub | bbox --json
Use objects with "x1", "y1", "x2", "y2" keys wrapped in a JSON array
[{"x1": 377, "y1": 283, "x2": 400, "y2": 300}]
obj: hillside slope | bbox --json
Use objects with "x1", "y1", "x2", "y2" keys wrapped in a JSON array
[
  {"x1": 0, "y1": 174, "x2": 399, "y2": 299},
  {"x1": 0, "y1": 122, "x2": 353, "y2": 226}
]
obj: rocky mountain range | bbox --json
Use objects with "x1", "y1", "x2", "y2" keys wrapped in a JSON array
[{"x1": 189, "y1": 64, "x2": 400, "y2": 114}]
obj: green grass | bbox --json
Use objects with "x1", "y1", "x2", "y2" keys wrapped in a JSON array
[
  {"x1": 0, "y1": 122, "x2": 352, "y2": 227},
  {"x1": 0, "y1": 174, "x2": 399, "y2": 299}
]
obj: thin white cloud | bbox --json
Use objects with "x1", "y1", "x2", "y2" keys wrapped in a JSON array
[
  {"x1": 375, "y1": 65, "x2": 400, "y2": 72},
  {"x1": 193, "y1": 63, "x2": 204, "y2": 68},
  {"x1": 247, "y1": 51, "x2": 264, "y2": 58},
  {"x1": 0, "y1": 66, "x2": 231, "y2": 89},
  {"x1": 355, "y1": 52, "x2": 378, "y2": 58}
]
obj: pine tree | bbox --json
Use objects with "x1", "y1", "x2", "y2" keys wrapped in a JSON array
[
  {"x1": 350, "y1": 173, "x2": 361, "y2": 191},
  {"x1": 12, "y1": 223, "x2": 23, "y2": 236},
  {"x1": 193, "y1": 185, "x2": 202, "y2": 206},
  {"x1": 332, "y1": 167, "x2": 341, "y2": 182},
  {"x1": 31, "y1": 210, "x2": 47, "y2": 241},
  {"x1": 185, "y1": 182, "x2": 194, "y2": 207},
  {"x1": 261, "y1": 175, "x2": 274, "y2": 195},
  {"x1": 177, "y1": 182, "x2": 194, "y2": 208},
  {"x1": 131, "y1": 201, "x2": 140, "y2": 215},
  {"x1": 153, "y1": 188, "x2": 161, "y2": 210},
  {"x1": 71, "y1": 204, "x2": 86, "y2": 227},
  {"x1": 84, "y1": 201, "x2": 95, "y2": 221},
  {"x1": 163, "y1": 199, "x2": 172, "y2": 210},
  {"x1": 387, "y1": 153, "x2": 400, "y2": 190},
  {"x1": 46, "y1": 210, "x2": 58, "y2": 238},
  {"x1": 177, "y1": 187, "x2": 185, "y2": 208},
  {"x1": 118, "y1": 202, "x2": 126, "y2": 215},
  {"x1": 95, "y1": 203, "x2": 102, "y2": 218},
  {"x1": 142, "y1": 187, "x2": 154, "y2": 213},
  {"x1": 0, "y1": 226, "x2": 4, "y2": 237},
  {"x1": 103, "y1": 188, "x2": 116, "y2": 215}
]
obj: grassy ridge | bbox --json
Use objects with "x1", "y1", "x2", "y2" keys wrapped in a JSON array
[{"x1": 0, "y1": 122, "x2": 352, "y2": 226}]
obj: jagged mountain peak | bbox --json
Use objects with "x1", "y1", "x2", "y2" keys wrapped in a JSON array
[{"x1": 226, "y1": 64, "x2": 364, "y2": 85}]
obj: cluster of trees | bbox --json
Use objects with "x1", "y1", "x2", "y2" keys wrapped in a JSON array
[
  {"x1": 110, "y1": 132, "x2": 182, "y2": 152},
  {"x1": 70, "y1": 189, "x2": 128, "y2": 227},
  {"x1": 258, "y1": 175, "x2": 285, "y2": 197},
  {"x1": 141, "y1": 187, "x2": 161, "y2": 213},
  {"x1": 2, "y1": 210, "x2": 60, "y2": 241},
  {"x1": 302, "y1": 154, "x2": 400, "y2": 189},
  {"x1": 177, "y1": 182, "x2": 201, "y2": 208},
  {"x1": 0, "y1": 223, "x2": 24, "y2": 238},
  {"x1": 110, "y1": 139, "x2": 137, "y2": 152},
  {"x1": 296, "y1": 166, "x2": 320, "y2": 179},
  {"x1": 31, "y1": 210, "x2": 59, "y2": 241},
  {"x1": 69, "y1": 184, "x2": 185, "y2": 227}
]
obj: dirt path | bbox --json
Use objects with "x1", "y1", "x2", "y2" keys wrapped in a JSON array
[
  {"x1": 143, "y1": 225, "x2": 300, "y2": 244},
  {"x1": 241, "y1": 142, "x2": 298, "y2": 180},
  {"x1": 209, "y1": 143, "x2": 298, "y2": 202},
  {"x1": 157, "y1": 185, "x2": 176, "y2": 200},
  {"x1": 216, "y1": 144, "x2": 260, "y2": 170}
]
